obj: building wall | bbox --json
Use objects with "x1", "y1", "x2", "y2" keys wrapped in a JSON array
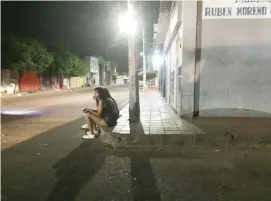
[
  {"x1": 88, "y1": 56, "x2": 99, "y2": 73},
  {"x1": 85, "y1": 56, "x2": 100, "y2": 86},
  {"x1": 163, "y1": 1, "x2": 182, "y2": 109},
  {"x1": 178, "y1": 1, "x2": 198, "y2": 117},
  {"x1": 161, "y1": 1, "x2": 197, "y2": 116},
  {"x1": 19, "y1": 72, "x2": 40, "y2": 91},
  {"x1": 105, "y1": 71, "x2": 112, "y2": 85},
  {"x1": 199, "y1": 19, "x2": 271, "y2": 117},
  {"x1": 40, "y1": 75, "x2": 52, "y2": 89},
  {"x1": 105, "y1": 61, "x2": 111, "y2": 85},
  {"x1": 83, "y1": 74, "x2": 92, "y2": 87},
  {"x1": 1, "y1": 69, "x2": 18, "y2": 93},
  {"x1": 1, "y1": 69, "x2": 15, "y2": 84},
  {"x1": 116, "y1": 75, "x2": 127, "y2": 85},
  {"x1": 62, "y1": 78, "x2": 70, "y2": 89},
  {"x1": 70, "y1": 77, "x2": 84, "y2": 89},
  {"x1": 199, "y1": 0, "x2": 271, "y2": 117},
  {"x1": 180, "y1": 1, "x2": 271, "y2": 117},
  {"x1": 158, "y1": 0, "x2": 271, "y2": 117},
  {"x1": 51, "y1": 76, "x2": 62, "y2": 89},
  {"x1": 93, "y1": 73, "x2": 99, "y2": 86},
  {"x1": 99, "y1": 65, "x2": 105, "y2": 86}
]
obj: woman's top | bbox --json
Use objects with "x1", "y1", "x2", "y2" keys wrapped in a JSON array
[{"x1": 101, "y1": 98, "x2": 119, "y2": 118}]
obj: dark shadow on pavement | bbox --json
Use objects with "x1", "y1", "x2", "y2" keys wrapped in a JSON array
[
  {"x1": 130, "y1": 121, "x2": 146, "y2": 143},
  {"x1": 129, "y1": 121, "x2": 162, "y2": 201},
  {"x1": 46, "y1": 140, "x2": 107, "y2": 201},
  {"x1": 2, "y1": 115, "x2": 190, "y2": 201},
  {"x1": 131, "y1": 154, "x2": 162, "y2": 201},
  {"x1": 1, "y1": 117, "x2": 87, "y2": 201}
]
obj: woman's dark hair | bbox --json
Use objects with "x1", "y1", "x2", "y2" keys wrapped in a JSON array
[
  {"x1": 94, "y1": 87, "x2": 119, "y2": 115},
  {"x1": 94, "y1": 87, "x2": 105, "y2": 107},
  {"x1": 94, "y1": 87, "x2": 107, "y2": 99},
  {"x1": 103, "y1": 88, "x2": 119, "y2": 115}
]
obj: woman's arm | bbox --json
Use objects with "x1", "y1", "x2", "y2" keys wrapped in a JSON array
[{"x1": 88, "y1": 100, "x2": 103, "y2": 117}]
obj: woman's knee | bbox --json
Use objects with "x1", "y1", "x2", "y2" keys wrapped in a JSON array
[
  {"x1": 92, "y1": 118, "x2": 106, "y2": 126},
  {"x1": 98, "y1": 119, "x2": 108, "y2": 127},
  {"x1": 84, "y1": 113, "x2": 91, "y2": 120}
]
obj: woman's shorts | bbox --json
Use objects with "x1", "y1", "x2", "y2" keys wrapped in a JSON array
[{"x1": 103, "y1": 114, "x2": 119, "y2": 127}]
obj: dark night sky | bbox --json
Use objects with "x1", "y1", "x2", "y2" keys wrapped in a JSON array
[{"x1": 1, "y1": 1, "x2": 159, "y2": 72}]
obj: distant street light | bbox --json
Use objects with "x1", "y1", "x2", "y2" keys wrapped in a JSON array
[{"x1": 152, "y1": 52, "x2": 163, "y2": 70}]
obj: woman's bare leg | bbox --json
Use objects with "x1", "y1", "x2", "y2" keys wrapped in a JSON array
[
  {"x1": 90, "y1": 109, "x2": 100, "y2": 132},
  {"x1": 85, "y1": 113, "x2": 108, "y2": 127},
  {"x1": 82, "y1": 113, "x2": 107, "y2": 139},
  {"x1": 93, "y1": 123, "x2": 97, "y2": 131},
  {"x1": 84, "y1": 114, "x2": 94, "y2": 133},
  {"x1": 93, "y1": 123, "x2": 101, "y2": 134}
]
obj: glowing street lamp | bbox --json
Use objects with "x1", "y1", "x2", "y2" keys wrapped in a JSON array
[
  {"x1": 118, "y1": 1, "x2": 140, "y2": 122},
  {"x1": 117, "y1": 5, "x2": 138, "y2": 35},
  {"x1": 152, "y1": 52, "x2": 163, "y2": 69},
  {"x1": 118, "y1": 4, "x2": 148, "y2": 93}
]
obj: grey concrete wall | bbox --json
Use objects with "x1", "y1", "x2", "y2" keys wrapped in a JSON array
[{"x1": 199, "y1": 19, "x2": 271, "y2": 117}]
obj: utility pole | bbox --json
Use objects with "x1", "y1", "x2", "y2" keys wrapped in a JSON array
[
  {"x1": 142, "y1": 27, "x2": 147, "y2": 92},
  {"x1": 128, "y1": 0, "x2": 140, "y2": 122}
]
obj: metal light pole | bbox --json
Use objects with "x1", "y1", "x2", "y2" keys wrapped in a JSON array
[
  {"x1": 142, "y1": 27, "x2": 147, "y2": 92},
  {"x1": 127, "y1": 0, "x2": 140, "y2": 122}
]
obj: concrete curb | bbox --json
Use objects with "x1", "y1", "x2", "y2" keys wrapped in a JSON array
[{"x1": 99, "y1": 131, "x2": 271, "y2": 149}]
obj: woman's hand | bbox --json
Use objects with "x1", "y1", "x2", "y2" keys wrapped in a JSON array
[
  {"x1": 93, "y1": 94, "x2": 98, "y2": 100},
  {"x1": 83, "y1": 108, "x2": 90, "y2": 113},
  {"x1": 83, "y1": 108, "x2": 100, "y2": 116}
]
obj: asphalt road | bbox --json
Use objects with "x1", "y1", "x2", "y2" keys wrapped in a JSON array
[
  {"x1": 1, "y1": 86, "x2": 129, "y2": 149},
  {"x1": 1, "y1": 87, "x2": 271, "y2": 201}
]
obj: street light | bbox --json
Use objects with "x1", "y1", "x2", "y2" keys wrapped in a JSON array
[
  {"x1": 118, "y1": 0, "x2": 140, "y2": 122},
  {"x1": 118, "y1": 7, "x2": 147, "y2": 92},
  {"x1": 152, "y1": 52, "x2": 163, "y2": 70},
  {"x1": 117, "y1": 5, "x2": 137, "y2": 35}
]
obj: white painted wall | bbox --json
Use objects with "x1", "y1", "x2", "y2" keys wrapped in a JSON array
[
  {"x1": 200, "y1": 19, "x2": 271, "y2": 117},
  {"x1": 90, "y1": 57, "x2": 99, "y2": 73},
  {"x1": 116, "y1": 75, "x2": 126, "y2": 85},
  {"x1": 158, "y1": 0, "x2": 271, "y2": 117}
]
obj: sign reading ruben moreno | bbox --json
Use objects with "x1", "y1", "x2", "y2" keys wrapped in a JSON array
[{"x1": 203, "y1": 0, "x2": 271, "y2": 19}]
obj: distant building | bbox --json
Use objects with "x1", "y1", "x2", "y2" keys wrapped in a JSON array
[
  {"x1": 116, "y1": 73, "x2": 129, "y2": 85},
  {"x1": 84, "y1": 56, "x2": 120, "y2": 86},
  {"x1": 84, "y1": 56, "x2": 101, "y2": 86}
]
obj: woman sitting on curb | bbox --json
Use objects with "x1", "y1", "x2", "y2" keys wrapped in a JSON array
[
  {"x1": 82, "y1": 87, "x2": 119, "y2": 139},
  {"x1": 81, "y1": 88, "x2": 120, "y2": 134},
  {"x1": 81, "y1": 93, "x2": 101, "y2": 134}
]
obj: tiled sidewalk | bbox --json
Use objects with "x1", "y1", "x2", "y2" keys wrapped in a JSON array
[
  {"x1": 113, "y1": 91, "x2": 205, "y2": 135},
  {"x1": 100, "y1": 90, "x2": 270, "y2": 148}
]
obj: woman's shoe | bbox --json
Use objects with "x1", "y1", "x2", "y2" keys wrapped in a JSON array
[
  {"x1": 93, "y1": 129, "x2": 101, "y2": 135},
  {"x1": 81, "y1": 124, "x2": 88, "y2": 129},
  {"x1": 82, "y1": 131, "x2": 95, "y2": 139}
]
